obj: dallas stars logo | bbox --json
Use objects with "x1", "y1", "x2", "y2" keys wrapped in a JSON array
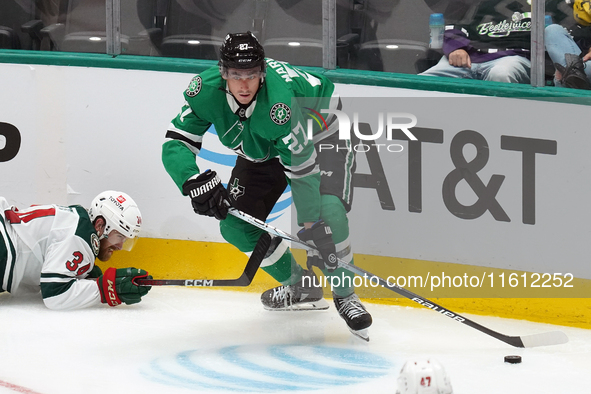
[
  {"x1": 270, "y1": 103, "x2": 291, "y2": 125},
  {"x1": 229, "y1": 178, "x2": 245, "y2": 200},
  {"x1": 185, "y1": 76, "x2": 202, "y2": 97}
]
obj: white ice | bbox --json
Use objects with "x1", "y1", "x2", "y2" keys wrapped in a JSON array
[{"x1": 1, "y1": 287, "x2": 589, "y2": 394}]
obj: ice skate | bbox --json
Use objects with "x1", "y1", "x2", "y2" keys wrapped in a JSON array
[
  {"x1": 333, "y1": 292, "x2": 373, "y2": 341},
  {"x1": 261, "y1": 271, "x2": 329, "y2": 311}
]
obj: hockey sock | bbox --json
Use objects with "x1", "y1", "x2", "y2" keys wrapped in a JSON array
[
  {"x1": 319, "y1": 194, "x2": 355, "y2": 297},
  {"x1": 262, "y1": 251, "x2": 304, "y2": 285},
  {"x1": 259, "y1": 237, "x2": 304, "y2": 285}
]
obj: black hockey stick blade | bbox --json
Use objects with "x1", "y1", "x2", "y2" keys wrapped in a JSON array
[
  {"x1": 135, "y1": 233, "x2": 271, "y2": 287},
  {"x1": 227, "y1": 208, "x2": 569, "y2": 348}
]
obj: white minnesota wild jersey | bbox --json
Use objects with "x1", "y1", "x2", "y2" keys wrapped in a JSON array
[{"x1": 0, "y1": 197, "x2": 102, "y2": 310}]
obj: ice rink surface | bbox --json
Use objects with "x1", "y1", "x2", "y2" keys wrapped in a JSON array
[{"x1": 1, "y1": 287, "x2": 589, "y2": 394}]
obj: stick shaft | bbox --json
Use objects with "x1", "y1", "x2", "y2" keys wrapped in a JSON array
[
  {"x1": 227, "y1": 208, "x2": 567, "y2": 348},
  {"x1": 135, "y1": 232, "x2": 271, "y2": 287}
]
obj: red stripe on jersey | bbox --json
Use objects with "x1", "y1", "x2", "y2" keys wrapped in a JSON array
[{"x1": 4, "y1": 207, "x2": 56, "y2": 224}]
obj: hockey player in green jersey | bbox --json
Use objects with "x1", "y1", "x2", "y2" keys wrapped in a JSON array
[
  {"x1": 162, "y1": 32, "x2": 372, "y2": 340},
  {"x1": 0, "y1": 191, "x2": 151, "y2": 310}
]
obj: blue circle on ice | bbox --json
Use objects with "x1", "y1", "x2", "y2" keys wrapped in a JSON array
[{"x1": 144, "y1": 344, "x2": 392, "y2": 392}]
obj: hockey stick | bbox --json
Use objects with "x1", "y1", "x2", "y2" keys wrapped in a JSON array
[
  {"x1": 135, "y1": 232, "x2": 271, "y2": 287},
  {"x1": 228, "y1": 208, "x2": 569, "y2": 348}
]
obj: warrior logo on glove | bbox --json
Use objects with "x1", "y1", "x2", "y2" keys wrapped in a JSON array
[
  {"x1": 188, "y1": 174, "x2": 222, "y2": 198},
  {"x1": 183, "y1": 170, "x2": 231, "y2": 220}
]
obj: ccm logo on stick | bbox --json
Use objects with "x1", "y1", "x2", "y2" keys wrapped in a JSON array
[{"x1": 184, "y1": 279, "x2": 214, "y2": 286}]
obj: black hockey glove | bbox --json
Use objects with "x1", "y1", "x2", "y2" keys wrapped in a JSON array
[
  {"x1": 182, "y1": 170, "x2": 230, "y2": 220},
  {"x1": 297, "y1": 220, "x2": 338, "y2": 272}
]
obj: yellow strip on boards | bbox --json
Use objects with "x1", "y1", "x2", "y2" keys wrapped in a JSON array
[{"x1": 104, "y1": 238, "x2": 591, "y2": 330}]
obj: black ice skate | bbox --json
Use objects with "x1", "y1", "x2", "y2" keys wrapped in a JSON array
[
  {"x1": 333, "y1": 292, "x2": 373, "y2": 341},
  {"x1": 261, "y1": 271, "x2": 328, "y2": 311}
]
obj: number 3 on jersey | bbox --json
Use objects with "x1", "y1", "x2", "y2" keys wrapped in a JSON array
[{"x1": 66, "y1": 251, "x2": 90, "y2": 276}]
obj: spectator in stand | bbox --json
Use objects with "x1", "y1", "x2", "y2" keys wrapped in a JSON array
[
  {"x1": 545, "y1": 0, "x2": 591, "y2": 89},
  {"x1": 420, "y1": 0, "x2": 531, "y2": 84}
]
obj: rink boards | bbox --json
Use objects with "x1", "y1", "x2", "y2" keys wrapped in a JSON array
[{"x1": 1, "y1": 53, "x2": 590, "y2": 329}]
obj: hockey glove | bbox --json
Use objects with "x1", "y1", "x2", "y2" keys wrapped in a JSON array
[
  {"x1": 182, "y1": 170, "x2": 230, "y2": 220},
  {"x1": 97, "y1": 267, "x2": 152, "y2": 306},
  {"x1": 297, "y1": 220, "x2": 338, "y2": 272}
]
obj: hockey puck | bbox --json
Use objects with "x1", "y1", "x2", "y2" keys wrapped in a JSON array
[{"x1": 504, "y1": 355, "x2": 522, "y2": 364}]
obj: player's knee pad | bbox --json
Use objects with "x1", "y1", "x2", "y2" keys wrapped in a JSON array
[{"x1": 219, "y1": 214, "x2": 261, "y2": 252}]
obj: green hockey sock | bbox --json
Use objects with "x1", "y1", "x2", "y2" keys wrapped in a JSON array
[{"x1": 261, "y1": 248, "x2": 304, "y2": 286}]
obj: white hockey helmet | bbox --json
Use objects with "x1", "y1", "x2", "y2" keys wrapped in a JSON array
[
  {"x1": 396, "y1": 359, "x2": 453, "y2": 394},
  {"x1": 88, "y1": 191, "x2": 142, "y2": 249}
]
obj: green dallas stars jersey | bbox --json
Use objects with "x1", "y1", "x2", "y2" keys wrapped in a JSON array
[
  {"x1": 0, "y1": 197, "x2": 102, "y2": 310},
  {"x1": 163, "y1": 58, "x2": 337, "y2": 224}
]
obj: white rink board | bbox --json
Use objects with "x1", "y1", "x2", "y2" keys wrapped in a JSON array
[
  {"x1": 341, "y1": 96, "x2": 581, "y2": 277},
  {"x1": 0, "y1": 63, "x2": 589, "y2": 278}
]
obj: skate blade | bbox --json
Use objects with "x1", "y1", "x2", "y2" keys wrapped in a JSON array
[
  {"x1": 263, "y1": 298, "x2": 329, "y2": 311},
  {"x1": 349, "y1": 328, "x2": 370, "y2": 342}
]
